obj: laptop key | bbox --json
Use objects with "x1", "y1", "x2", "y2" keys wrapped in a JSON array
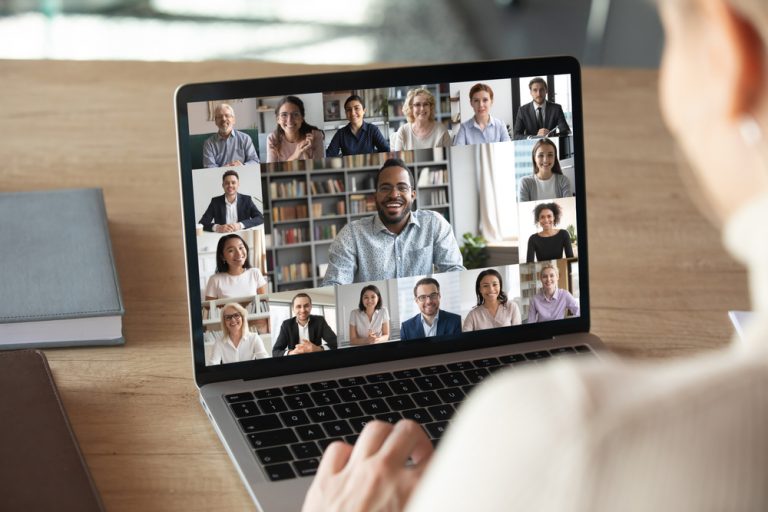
[
  {"x1": 424, "y1": 421, "x2": 449, "y2": 439},
  {"x1": 393, "y1": 368, "x2": 421, "y2": 379},
  {"x1": 285, "y1": 393, "x2": 314, "y2": 410},
  {"x1": 317, "y1": 438, "x2": 343, "y2": 452},
  {"x1": 225, "y1": 392, "x2": 254, "y2": 403},
  {"x1": 231, "y1": 401, "x2": 260, "y2": 418},
  {"x1": 462, "y1": 384, "x2": 475, "y2": 396},
  {"x1": 296, "y1": 425, "x2": 325, "y2": 441},
  {"x1": 264, "y1": 463, "x2": 296, "y2": 481},
  {"x1": 401, "y1": 408, "x2": 433, "y2": 424},
  {"x1": 414, "y1": 375, "x2": 443, "y2": 391},
  {"x1": 282, "y1": 384, "x2": 311, "y2": 395},
  {"x1": 464, "y1": 368, "x2": 490, "y2": 384},
  {"x1": 361, "y1": 398, "x2": 390, "y2": 415},
  {"x1": 366, "y1": 372, "x2": 395, "y2": 383},
  {"x1": 254, "y1": 387, "x2": 283, "y2": 399},
  {"x1": 412, "y1": 391, "x2": 440, "y2": 408},
  {"x1": 290, "y1": 441, "x2": 321, "y2": 460},
  {"x1": 574, "y1": 345, "x2": 594, "y2": 354},
  {"x1": 256, "y1": 446, "x2": 294, "y2": 465},
  {"x1": 280, "y1": 410, "x2": 310, "y2": 427},
  {"x1": 248, "y1": 428, "x2": 298, "y2": 449},
  {"x1": 446, "y1": 361, "x2": 474, "y2": 371},
  {"x1": 375, "y1": 412, "x2": 403, "y2": 424},
  {"x1": 322, "y1": 420, "x2": 353, "y2": 437},
  {"x1": 310, "y1": 389, "x2": 342, "y2": 406},
  {"x1": 439, "y1": 372, "x2": 469, "y2": 387},
  {"x1": 473, "y1": 357, "x2": 501, "y2": 367},
  {"x1": 338, "y1": 376, "x2": 367, "y2": 387},
  {"x1": 345, "y1": 434, "x2": 359, "y2": 445},
  {"x1": 307, "y1": 406, "x2": 337, "y2": 423},
  {"x1": 239, "y1": 414, "x2": 281, "y2": 433},
  {"x1": 337, "y1": 386, "x2": 366, "y2": 402},
  {"x1": 385, "y1": 395, "x2": 416, "y2": 411},
  {"x1": 333, "y1": 402, "x2": 364, "y2": 419},
  {"x1": 390, "y1": 379, "x2": 418, "y2": 395},
  {"x1": 420, "y1": 364, "x2": 449, "y2": 375},
  {"x1": 499, "y1": 354, "x2": 525, "y2": 364},
  {"x1": 311, "y1": 380, "x2": 339, "y2": 391},
  {"x1": 428, "y1": 404, "x2": 455, "y2": 421},
  {"x1": 437, "y1": 387, "x2": 465, "y2": 404},
  {"x1": 348, "y1": 416, "x2": 375, "y2": 433},
  {"x1": 257, "y1": 397, "x2": 288, "y2": 414},
  {"x1": 293, "y1": 458, "x2": 320, "y2": 477},
  {"x1": 550, "y1": 347, "x2": 577, "y2": 356},
  {"x1": 524, "y1": 350, "x2": 551, "y2": 361},
  {"x1": 363, "y1": 382, "x2": 393, "y2": 398}
]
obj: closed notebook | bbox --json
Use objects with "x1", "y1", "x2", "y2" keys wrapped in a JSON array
[
  {"x1": 0, "y1": 188, "x2": 124, "y2": 349},
  {"x1": 0, "y1": 350, "x2": 105, "y2": 511}
]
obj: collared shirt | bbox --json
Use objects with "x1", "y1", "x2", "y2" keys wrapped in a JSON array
[
  {"x1": 452, "y1": 115, "x2": 511, "y2": 146},
  {"x1": 224, "y1": 196, "x2": 238, "y2": 226},
  {"x1": 208, "y1": 332, "x2": 268, "y2": 365},
  {"x1": 421, "y1": 312, "x2": 440, "y2": 338},
  {"x1": 322, "y1": 209, "x2": 465, "y2": 287},
  {"x1": 287, "y1": 317, "x2": 330, "y2": 355},
  {"x1": 527, "y1": 288, "x2": 580, "y2": 323},
  {"x1": 325, "y1": 121, "x2": 390, "y2": 157},
  {"x1": 202, "y1": 129, "x2": 259, "y2": 168}
]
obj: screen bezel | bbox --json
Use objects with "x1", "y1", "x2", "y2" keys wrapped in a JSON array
[{"x1": 175, "y1": 56, "x2": 589, "y2": 387}]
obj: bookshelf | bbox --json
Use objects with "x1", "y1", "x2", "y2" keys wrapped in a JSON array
[
  {"x1": 202, "y1": 294, "x2": 272, "y2": 353},
  {"x1": 261, "y1": 148, "x2": 453, "y2": 291}
]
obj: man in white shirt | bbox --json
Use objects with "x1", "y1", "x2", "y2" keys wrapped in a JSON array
[{"x1": 198, "y1": 170, "x2": 264, "y2": 233}]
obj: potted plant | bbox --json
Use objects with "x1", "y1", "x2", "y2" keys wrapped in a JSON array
[{"x1": 460, "y1": 232, "x2": 489, "y2": 269}]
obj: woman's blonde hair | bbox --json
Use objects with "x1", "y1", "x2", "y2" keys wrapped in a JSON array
[
  {"x1": 219, "y1": 302, "x2": 250, "y2": 339},
  {"x1": 403, "y1": 87, "x2": 436, "y2": 123}
]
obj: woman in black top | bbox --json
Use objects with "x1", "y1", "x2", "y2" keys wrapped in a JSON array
[{"x1": 526, "y1": 202, "x2": 574, "y2": 262}]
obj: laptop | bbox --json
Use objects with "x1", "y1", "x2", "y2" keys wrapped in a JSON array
[{"x1": 175, "y1": 56, "x2": 603, "y2": 511}]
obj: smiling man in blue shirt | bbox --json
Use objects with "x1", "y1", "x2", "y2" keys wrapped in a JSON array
[
  {"x1": 323, "y1": 158, "x2": 464, "y2": 287},
  {"x1": 325, "y1": 95, "x2": 390, "y2": 157}
]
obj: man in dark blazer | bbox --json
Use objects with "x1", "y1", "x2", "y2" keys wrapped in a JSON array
[
  {"x1": 198, "y1": 169, "x2": 264, "y2": 232},
  {"x1": 513, "y1": 77, "x2": 571, "y2": 140},
  {"x1": 273, "y1": 293, "x2": 338, "y2": 357},
  {"x1": 400, "y1": 277, "x2": 462, "y2": 341}
]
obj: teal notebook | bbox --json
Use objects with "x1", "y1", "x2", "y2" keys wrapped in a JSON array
[{"x1": 0, "y1": 188, "x2": 124, "y2": 349}]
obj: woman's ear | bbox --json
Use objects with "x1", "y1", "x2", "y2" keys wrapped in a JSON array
[{"x1": 705, "y1": 0, "x2": 765, "y2": 118}]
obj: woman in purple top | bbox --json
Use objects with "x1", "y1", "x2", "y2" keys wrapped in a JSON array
[{"x1": 527, "y1": 264, "x2": 579, "y2": 323}]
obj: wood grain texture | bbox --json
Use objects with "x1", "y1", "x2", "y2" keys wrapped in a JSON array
[{"x1": 0, "y1": 61, "x2": 749, "y2": 511}]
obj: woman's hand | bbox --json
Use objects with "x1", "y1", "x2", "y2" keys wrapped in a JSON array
[{"x1": 302, "y1": 420, "x2": 434, "y2": 512}]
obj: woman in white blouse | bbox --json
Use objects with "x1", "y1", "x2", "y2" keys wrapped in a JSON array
[
  {"x1": 462, "y1": 268, "x2": 521, "y2": 332},
  {"x1": 348, "y1": 284, "x2": 390, "y2": 345},
  {"x1": 208, "y1": 302, "x2": 268, "y2": 365},
  {"x1": 392, "y1": 88, "x2": 452, "y2": 151},
  {"x1": 205, "y1": 234, "x2": 267, "y2": 300}
]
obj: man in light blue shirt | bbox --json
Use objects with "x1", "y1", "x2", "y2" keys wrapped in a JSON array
[
  {"x1": 202, "y1": 103, "x2": 259, "y2": 168},
  {"x1": 322, "y1": 158, "x2": 464, "y2": 287}
]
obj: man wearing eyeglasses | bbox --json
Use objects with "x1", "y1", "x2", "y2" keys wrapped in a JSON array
[
  {"x1": 322, "y1": 158, "x2": 465, "y2": 286},
  {"x1": 400, "y1": 277, "x2": 462, "y2": 340},
  {"x1": 202, "y1": 103, "x2": 260, "y2": 167}
]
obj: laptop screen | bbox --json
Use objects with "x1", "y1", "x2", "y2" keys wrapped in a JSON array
[{"x1": 175, "y1": 57, "x2": 588, "y2": 384}]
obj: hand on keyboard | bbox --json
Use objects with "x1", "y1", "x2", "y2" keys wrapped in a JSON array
[{"x1": 302, "y1": 419, "x2": 433, "y2": 512}]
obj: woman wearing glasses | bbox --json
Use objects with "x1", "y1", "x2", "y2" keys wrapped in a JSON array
[
  {"x1": 462, "y1": 268, "x2": 521, "y2": 332},
  {"x1": 393, "y1": 87, "x2": 452, "y2": 151},
  {"x1": 266, "y1": 95, "x2": 325, "y2": 162},
  {"x1": 208, "y1": 302, "x2": 268, "y2": 365}
]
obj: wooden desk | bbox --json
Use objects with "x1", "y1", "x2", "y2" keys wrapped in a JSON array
[{"x1": 0, "y1": 60, "x2": 749, "y2": 511}]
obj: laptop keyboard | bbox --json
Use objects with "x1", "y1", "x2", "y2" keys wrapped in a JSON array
[{"x1": 224, "y1": 344, "x2": 594, "y2": 481}]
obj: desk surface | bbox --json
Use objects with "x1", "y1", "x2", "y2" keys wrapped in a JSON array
[{"x1": 0, "y1": 60, "x2": 749, "y2": 511}]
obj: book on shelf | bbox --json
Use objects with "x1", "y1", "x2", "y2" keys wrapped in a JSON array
[
  {"x1": 418, "y1": 167, "x2": 448, "y2": 186},
  {"x1": 0, "y1": 188, "x2": 124, "y2": 350},
  {"x1": 270, "y1": 179, "x2": 306, "y2": 199},
  {"x1": 272, "y1": 204, "x2": 309, "y2": 222},
  {"x1": 276, "y1": 262, "x2": 312, "y2": 282},
  {"x1": 314, "y1": 223, "x2": 340, "y2": 240},
  {"x1": 274, "y1": 226, "x2": 309, "y2": 246}
]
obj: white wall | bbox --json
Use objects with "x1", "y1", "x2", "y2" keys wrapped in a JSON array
[
  {"x1": 334, "y1": 280, "x2": 392, "y2": 344},
  {"x1": 447, "y1": 144, "x2": 479, "y2": 239},
  {"x1": 188, "y1": 98, "x2": 260, "y2": 135}
]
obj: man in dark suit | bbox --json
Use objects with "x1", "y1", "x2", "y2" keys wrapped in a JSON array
[
  {"x1": 272, "y1": 293, "x2": 338, "y2": 357},
  {"x1": 513, "y1": 77, "x2": 571, "y2": 140},
  {"x1": 198, "y1": 170, "x2": 264, "y2": 232},
  {"x1": 400, "y1": 277, "x2": 462, "y2": 341}
]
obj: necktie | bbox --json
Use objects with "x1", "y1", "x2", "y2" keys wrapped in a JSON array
[{"x1": 536, "y1": 107, "x2": 543, "y2": 130}]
